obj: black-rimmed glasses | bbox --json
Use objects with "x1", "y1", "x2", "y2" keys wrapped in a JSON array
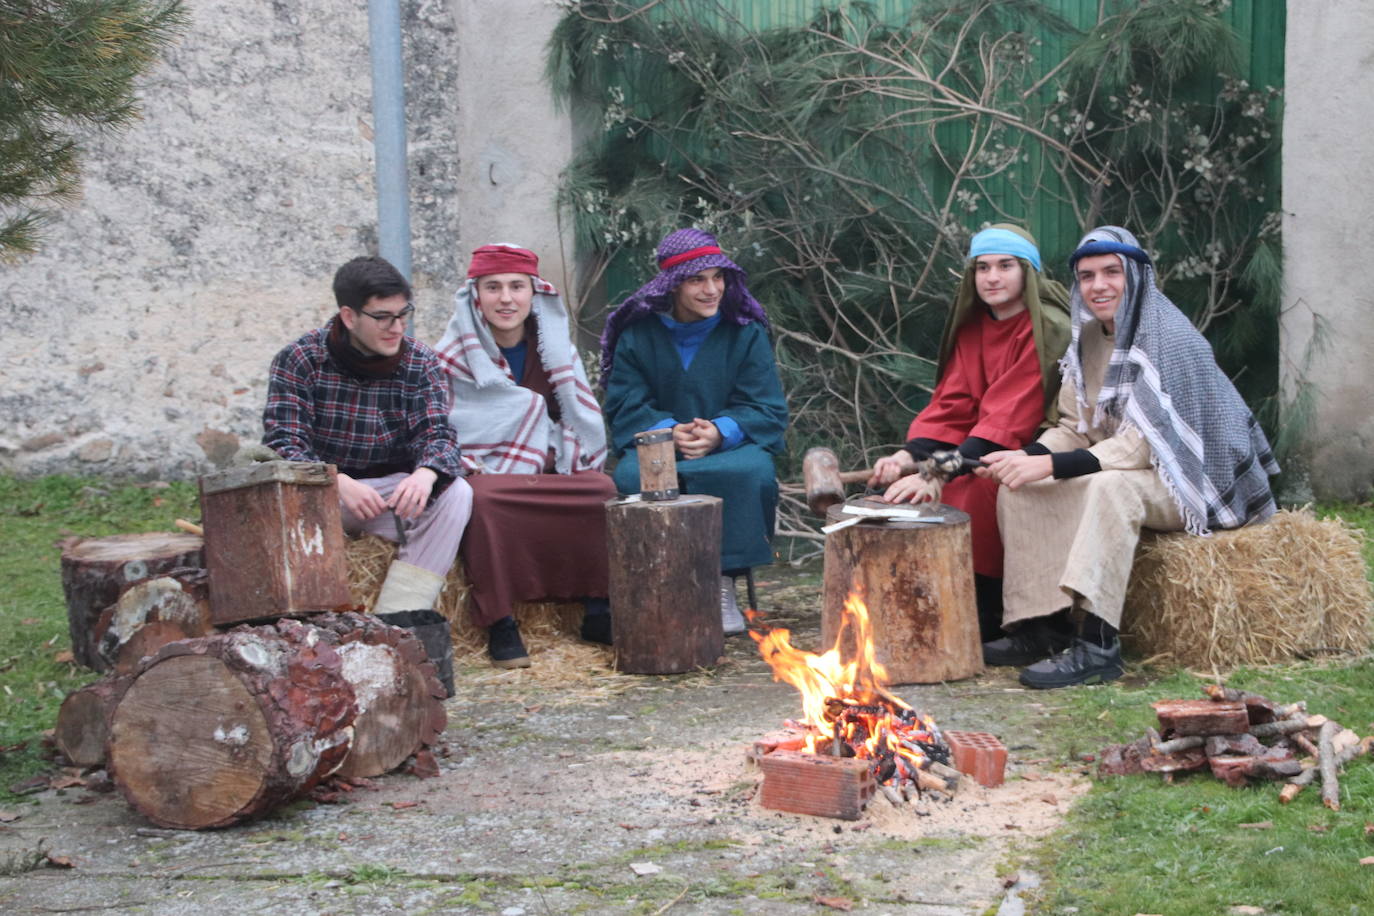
[{"x1": 358, "y1": 303, "x2": 415, "y2": 328}]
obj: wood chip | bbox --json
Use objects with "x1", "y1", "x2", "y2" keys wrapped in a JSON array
[
  {"x1": 815, "y1": 897, "x2": 855, "y2": 911},
  {"x1": 629, "y1": 862, "x2": 662, "y2": 876},
  {"x1": 1237, "y1": 821, "x2": 1273, "y2": 830}
]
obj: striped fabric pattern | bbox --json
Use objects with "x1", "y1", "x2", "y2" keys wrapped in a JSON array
[
  {"x1": 1061, "y1": 226, "x2": 1279, "y2": 535},
  {"x1": 436, "y1": 277, "x2": 607, "y2": 476}
]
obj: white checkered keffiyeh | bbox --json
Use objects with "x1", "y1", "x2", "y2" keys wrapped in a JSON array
[{"x1": 1062, "y1": 226, "x2": 1279, "y2": 534}]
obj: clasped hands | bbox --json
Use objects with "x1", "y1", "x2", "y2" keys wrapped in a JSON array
[
  {"x1": 673, "y1": 418, "x2": 722, "y2": 460},
  {"x1": 337, "y1": 467, "x2": 437, "y2": 521}
]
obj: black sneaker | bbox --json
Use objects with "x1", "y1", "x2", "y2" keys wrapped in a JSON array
[
  {"x1": 580, "y1": 611, "x2": 613, "y2": 646},
  {"x1": 488, "y1": 616, "x2": 531, "y2": 669},
  {"x1": 1018, "y1": 638, "x2": 1123, "y2": 689},
  {"x1": 982, "y1": 620, "x2": 1073, "y2": 667}
]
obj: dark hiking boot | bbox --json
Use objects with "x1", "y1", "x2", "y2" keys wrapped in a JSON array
[
  {"x1": 580, "y1": 598, "x2": 613, "y2": 646},
  {"x1": 488, "y1": 616, "x2": 531, "y2": 669},
  {"x1": 1018, "y1": 637, "x2": 1124, "y2": 689},
  {"x1": 982, "y1": 620, "x2": 1073, "y2": 667}
]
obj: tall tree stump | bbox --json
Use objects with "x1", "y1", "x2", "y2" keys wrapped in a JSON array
[
  {"x1": 607, "y1": 495, "x2": 723, "y2": 674},
  {"x1": 199, "y1": 461, "x2": 351, "y2": 624},
  {"x1": 107, "y1": 619, "x2": 356, "y2": 830},
  {"x1": 309, "y1": 612, "x2": 447, "y2": 779},
  {"x1": 821, "y1": 497, "x2": 982, "y2": 684},
  {"x1": 60, "y1": 532, "x2": 204, "y2": 670}
]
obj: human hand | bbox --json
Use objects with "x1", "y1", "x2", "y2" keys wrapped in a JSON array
[
  {"x1": 881, "y1": 473, "x2": 943, "y2": 505},
  {"x1": 980, "y1": 451, "x2": 1053, "y2": 490},
  {"x1": 676, "y1": 418, "x2": 721, "y2": 460},
  {"x1": 388, "y1": 467, "x2": 437, "y2": 520},
  {"x1": 870, "y1": 450, "x2": 917, "y2": 487},
  {"x1": 338, "y1": 473, "x2": 388, "y2": 520}
]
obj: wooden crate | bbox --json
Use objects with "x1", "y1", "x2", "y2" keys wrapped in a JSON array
[{"x1": 199, "y1": 461, "x2": 351, "y2": 624}]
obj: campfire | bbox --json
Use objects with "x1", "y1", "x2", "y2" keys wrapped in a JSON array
[{"x1": 747, "y1": 593, "x2": 973, "y2": 817}]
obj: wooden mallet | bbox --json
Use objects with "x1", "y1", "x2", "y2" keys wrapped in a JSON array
[{"x1": 802, "y1": 446, "x2": 873, "y2": 516}]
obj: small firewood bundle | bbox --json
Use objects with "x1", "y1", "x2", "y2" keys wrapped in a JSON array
[{"x1": 1097, "y1": 684, "x2": 1373, "y2": 809}]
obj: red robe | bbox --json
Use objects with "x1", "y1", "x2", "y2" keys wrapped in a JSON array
[{"x1": 908, "y1": 308, "x2": 1045, "y2": 577}]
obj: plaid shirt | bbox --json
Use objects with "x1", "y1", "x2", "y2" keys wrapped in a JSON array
[{"x1": 262, "y1": 324, "x2": 464, "y2": 482}]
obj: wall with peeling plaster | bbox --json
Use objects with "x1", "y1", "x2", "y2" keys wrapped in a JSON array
[{"x1": 0, "y1": 0, "x2": 574, "y2": 480}]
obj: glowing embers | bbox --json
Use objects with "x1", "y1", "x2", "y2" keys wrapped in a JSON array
[{"x1": 748, "y1": 593, "x2": 960, "y2": 817}]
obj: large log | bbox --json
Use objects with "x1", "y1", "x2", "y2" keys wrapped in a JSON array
[
  {"x1": 309, "y1": 612, "x2": 447, "y2": 779},
  {"x1": 60, "y1": 532, "x2": 205, "y2": 670},
  {"x1": 96, "y1": 569, "x2": 214, "y2": 674},
  {"x1": 821, "y1": 498, "x2": 981, "y2": 684},
  {"x1": 199, "y1": 461, "x2": 351, "y2": 624},
  {"x1": 607, "y1": 494, "x2": 723, "y2": 674},
  {"x1": 53, "y1": 678, "x2": 127, "y2": 768},
  {"x1": 107, "y1": 620, "x2": 356, "y2": 830}
]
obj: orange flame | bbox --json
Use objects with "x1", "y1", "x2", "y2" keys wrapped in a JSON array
[{"x1": 750, "y1": 592, "x2": 943, "y2": 782}]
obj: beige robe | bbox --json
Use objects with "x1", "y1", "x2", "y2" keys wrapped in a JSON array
[{"x1": 998, "y1": 320, "x2": 1184, "y2": 628}]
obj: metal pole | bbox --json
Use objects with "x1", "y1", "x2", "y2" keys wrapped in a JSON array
[{"x1": 367, "y1": 0, "x2": 412, "y2": 282}]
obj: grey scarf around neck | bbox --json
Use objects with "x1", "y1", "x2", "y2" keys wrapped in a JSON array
[{"x1": 1063, "y1": 226, "x2": 1278, "y2": 534}]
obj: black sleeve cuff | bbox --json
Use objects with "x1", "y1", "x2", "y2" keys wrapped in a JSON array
[
  {"x1": 903, "y1": 437, "x2": 954, "y2": 463},
  {"x1": 1051, "y1": 448, "x2": 1101, "y2": 479},
  {"x1": 1021, "y1": 441, "x2": 1051, "y2": 457}
]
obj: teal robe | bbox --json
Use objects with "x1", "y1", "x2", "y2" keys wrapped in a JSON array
[{"x1": 605, "y1": 319, "x2": 788, "y2": 570}]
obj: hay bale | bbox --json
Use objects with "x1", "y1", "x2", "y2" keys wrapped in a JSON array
[
  {"x1": 1121, "y1": 509, "x2": 1373, "y2": 670},
  {"x1": 344, "y1": 535, "x2": 611, "y2": 679}
]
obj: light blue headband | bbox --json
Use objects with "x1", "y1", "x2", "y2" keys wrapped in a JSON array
[{"x1": 967, "y1": 228, "x2": 1042, "y2": 272}]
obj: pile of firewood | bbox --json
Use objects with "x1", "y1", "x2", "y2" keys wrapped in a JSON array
[
  {"x1": 54, "y1": 528, "x2": 447, "y2": 830},
  {"x1": 1097, "y1": 685, "x2": 1373, "y2": 809}
]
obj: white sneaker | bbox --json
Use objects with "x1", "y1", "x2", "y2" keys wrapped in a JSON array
[{"x1": 720, "y1": 575, "x2": 746, "y2": 636}]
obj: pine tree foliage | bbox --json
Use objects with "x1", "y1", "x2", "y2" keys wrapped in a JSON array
[
  {"x1": 0, "y1": 0, "x2": 189, "y2": 258},
  {"x1": 547, "y1": 0, "x2": 1283, "y2": 545}
]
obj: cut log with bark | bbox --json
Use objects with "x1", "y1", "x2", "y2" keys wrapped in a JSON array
[
  {"x1": 308, "y1": 612, "x2": 447, "y2": 779},
  {"x1": 107, "y1": 620, "x2": 356, "y2": 830},
  {"x1": 821, "y1": 498, "x2": 981, "y2": 685},
  {"x1": 96, "y1": 569, "x2": 213, "y2": 674},
  {"x1": 61, "y1": 532, "x2": 204, "y2": 670},
  {"x1": 53, "y1": 678, "x2": 128, "y2": 768},
  {"x1": 607, "y1": 495, "x2": 723, "y2": 674},
  {"x1": 1319, "y1": 720, "x2": 1340, "y2": 810},
  {"x1": 1152, "y1": 699, "x2": 1249, "y2": 737}
]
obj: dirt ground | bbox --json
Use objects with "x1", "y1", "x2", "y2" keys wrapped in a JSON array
[{"x1": 0, "y1": 562, "x2": 1087, "y2": 915}]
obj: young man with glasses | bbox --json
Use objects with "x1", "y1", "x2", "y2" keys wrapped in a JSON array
[{"x1": 262, "y1": 256, "x2": 473, "y2": 642}]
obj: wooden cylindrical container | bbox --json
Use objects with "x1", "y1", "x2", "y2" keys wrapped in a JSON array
[
  {"x1": 199, "y1": 461, "x2": 351, "y2": 624},
  {"x1": 633, "y1": 428, "x2": 679, "y2": 501},
  {"x1": 821, "y1": 496, "x2": 982, "y2": 684},
  {"x1": 606, "y1": 494, "x2": 722, "y2": 673}
]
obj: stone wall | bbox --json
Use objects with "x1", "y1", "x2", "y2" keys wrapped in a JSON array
[
  {"x1": 0, "y1": 0, "x2": 574, "y2": 480},
  {"x1": 1279, "y1": 1, "x2": 1374, "y2": 500}
]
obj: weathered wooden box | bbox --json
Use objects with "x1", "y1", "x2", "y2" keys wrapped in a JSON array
[{"x1": 199, "y1": 461, "x2": 351, "y2": 624}]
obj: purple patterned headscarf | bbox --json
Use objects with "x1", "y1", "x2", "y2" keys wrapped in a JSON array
[{"x1": 598, "y1": 228, "x2": 768, "y2": 382}]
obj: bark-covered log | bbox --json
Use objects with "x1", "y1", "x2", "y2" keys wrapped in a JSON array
[
  {"x1": 1152, "y1": 699, "x2": 1249, "y2": 737},
  {"x1": 607, "y1": 495, "x2": 723, "y2": 674},
  {"x1": 96, "y1": 569, "x2": 213, "y2": 673},
  {"x1": 309, "y1": 612, "x2": 447, "y2": 779},
  {"x1": 60, "y1": 533, "x2": 204, "y2": 670},
  {"x1": 821, "y1": 498, "x2": 980, "y2": 685},
  {"x1": 1319, "y1": 720, "x2": 1340, "y2": 811},
  {"x1": 53, "y1": 679, "x2": 127, "y2": 768},
  {"x1": 107, "y1": 620, "x2": 356, "y2": 829}
]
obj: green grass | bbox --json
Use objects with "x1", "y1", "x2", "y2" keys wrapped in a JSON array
[{"x1": 0, "y1": 475, "x2": 199, "y2": 798}]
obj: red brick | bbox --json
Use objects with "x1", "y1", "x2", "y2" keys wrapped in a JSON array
[
  {"x1": 757, "y1": 749, "x2": 875, "y2": 820},
  {"x1": 945, "y1": 730, "x2": 1007, "y2": 788}
]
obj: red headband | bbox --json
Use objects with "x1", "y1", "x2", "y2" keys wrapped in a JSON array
[
  {"x1": 658, "y1": 245, "x2": 723, "y2": 270},
  {"x1": 467, "y1": 244, "x2": 539, "y2": 279}
]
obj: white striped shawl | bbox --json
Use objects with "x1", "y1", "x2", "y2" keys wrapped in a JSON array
[{"x1": 435, "y1": 278, "x2": 607, "y2": 475}]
